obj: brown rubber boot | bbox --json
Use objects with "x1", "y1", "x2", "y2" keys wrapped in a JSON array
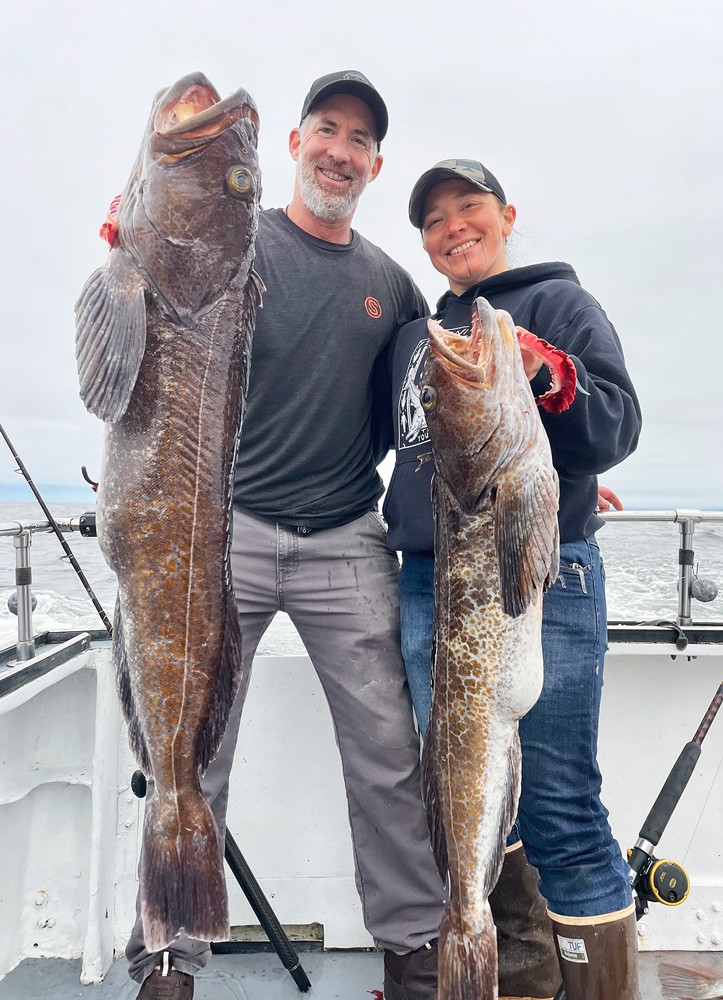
[
  {"x1": 136, "y1": 953, "x2": 194, "y2": 999},
  {"x1": 490, "y1": 841, "x2": 561, "y2": 1000},
  {"x1": 383, "y1": 939, "x2": 438, "y2": 999},
  {"x1": 549, "y1": 903, "x2": 640, "y2": 999}
]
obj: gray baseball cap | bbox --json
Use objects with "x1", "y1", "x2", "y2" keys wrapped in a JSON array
[
  {"x1": 299, "y1": 70, "x2": 388, "y2": 144},
  {"x1": 409, "y1": 159, "x2": 507, "y2": 228}
]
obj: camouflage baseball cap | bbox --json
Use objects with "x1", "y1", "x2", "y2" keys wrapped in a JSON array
[{"x1": 409, "y1": 159, "x2": 507, "y2": 228}]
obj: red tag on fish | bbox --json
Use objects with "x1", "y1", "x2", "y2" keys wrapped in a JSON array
[
  {"x1": 516, "y1": 328, "x2": 577, "y2": 413},
  {"x1": 99, "y1": 194, "x2": 122, "y2": 248}
]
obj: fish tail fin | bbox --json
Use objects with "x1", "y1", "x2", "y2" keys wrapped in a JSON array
[
  {"x1": 113, "y1": 599, "x2": 151, "y2": 774},
  {"x1": 439, "y1": 900, "x2": 497, "y2": 1000},
  {"x1": 197, "y1": 592, "x2": 243, "y2": 773},
  {"x1": 140, "y1": 787, "x2": 228, "y2": 952},
  {"x1": 421, "y1": 721, "x2": 448, "y2": 880},
  {"x1": 659, "y1": 960, "x2": 720, "y2": 998}
]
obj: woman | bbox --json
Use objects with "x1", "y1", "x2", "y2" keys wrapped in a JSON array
[{"x1": 383, "y1": 159, "x2": 642, "y2": 1000}]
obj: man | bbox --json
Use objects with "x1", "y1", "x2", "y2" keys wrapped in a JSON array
[{"x1": 127, "y1": 70, "x2": 446, "y2": 1000}]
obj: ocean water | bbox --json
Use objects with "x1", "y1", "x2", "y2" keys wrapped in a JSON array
[{"x1": 1, "y1": 501, "x2": 722, "y2": 653}]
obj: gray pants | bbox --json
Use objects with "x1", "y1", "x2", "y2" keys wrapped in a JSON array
[{"x1": 127, "y1": 508, "x2": 445, "y2": 983}]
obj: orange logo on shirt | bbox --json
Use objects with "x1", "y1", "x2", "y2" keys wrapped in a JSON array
[{"x1": 365, "y1": 296, "x2": 382, "y2": 318}]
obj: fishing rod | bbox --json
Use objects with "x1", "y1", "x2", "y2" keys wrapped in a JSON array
[
  {"x1": 553, "y1": 681, "x2": 723, "y2": 1000},
  {"x1": 626, "y1": 681, "x2": 723, "y2": 907},
  {"x1": 0, "y1": 422, "x2": 112, "y2": 636}
]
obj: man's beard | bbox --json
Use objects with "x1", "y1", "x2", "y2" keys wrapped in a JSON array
[{"x1": 296, "y1": 154, "x2": 369, "y2": 223}]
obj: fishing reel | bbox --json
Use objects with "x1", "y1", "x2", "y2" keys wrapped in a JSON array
[{"x1": 628, "y1": 848, "x2": 690, "y2": 918}]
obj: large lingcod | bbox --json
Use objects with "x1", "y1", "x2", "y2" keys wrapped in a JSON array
[
  {"x1": 75, "y1": 72, "x2": 262, "y2": 951},
  {"x1": 419, "y1": 296, "x2": 575, "y2": 999}
]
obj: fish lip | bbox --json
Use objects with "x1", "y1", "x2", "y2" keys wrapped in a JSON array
[
  {"x1": 159, "y1": 88, "x2": 259, "y2": 136},
  {"x1": 151, "y1": 73, "x2": 259, "y2": 157},
  {"x1": 428, "y1": 319, "x2": 487, "y2": 385}
]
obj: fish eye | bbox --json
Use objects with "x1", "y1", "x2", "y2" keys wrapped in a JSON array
[
  {"x1": 419, "y1": 385, "x2": 437, "y2": 411},
  {"x1": 226, "y1": 166, "x2": 255, "y2": 198}
]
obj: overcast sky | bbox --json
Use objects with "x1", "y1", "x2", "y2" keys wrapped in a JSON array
[{"x1": 1, "y1": 0, "x2": 721, "y2": 508}]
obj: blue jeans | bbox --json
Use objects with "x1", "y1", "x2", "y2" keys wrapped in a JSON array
[{"x1": 399, "y1": 538, "x2": 632, "y2": 917}]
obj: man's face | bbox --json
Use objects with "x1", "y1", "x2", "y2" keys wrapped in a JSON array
[{"x1": 290, "y1": 93, "x2": 383, "y2": 224}]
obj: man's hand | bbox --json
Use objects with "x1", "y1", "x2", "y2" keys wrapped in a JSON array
[{"x1": 597, "y1": 485, "x2": 623, "y2": 511}]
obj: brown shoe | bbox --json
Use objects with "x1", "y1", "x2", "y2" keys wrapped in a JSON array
[
  {"x1": 136, "y1": 955, "x2": 194, "y2": 999},
  {"x1": 549, "y1": 905, "x2": 640, "y2": 1000},
  {"x1": 491, "y1": 841, "x2": 561, "y2": 998},
  {"x1": 383, "y1": 939, "x2": 437, "y2": 999}
]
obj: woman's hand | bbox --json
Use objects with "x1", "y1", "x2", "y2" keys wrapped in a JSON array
[
  {"x1": 515, "y1": 326, "x2": 576, "y2": 413},
  {"x1": 518, "y1": 331, "x2": 544, "y2": 380}
]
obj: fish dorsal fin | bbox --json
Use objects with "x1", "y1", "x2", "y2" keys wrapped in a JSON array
[
  {"x1": 495, "y1": 465, "x2": 560, "y2": 618},
  {"x1": 74, "y1": 248, "x2": 148, "y2": 422}
]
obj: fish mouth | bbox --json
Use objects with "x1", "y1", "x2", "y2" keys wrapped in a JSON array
[
  {"x1": 151, "y1": 72, "x2": 259, "y2": 159},
  {"x1": 428, "y1": 298, "x2": 504, "y2": 385},
  {"x1": 428, "y1": 319, "x2": 486, "y2": 385}
]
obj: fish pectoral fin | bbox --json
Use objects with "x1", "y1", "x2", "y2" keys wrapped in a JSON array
[
  {"x1": 74, "y1": 248, "x2": 148, "y2": 422},
  {"x1": 495, "y1": 465, "x2": 560, "y2": 618}
]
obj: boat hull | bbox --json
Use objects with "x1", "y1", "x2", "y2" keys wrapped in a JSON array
[{"x1": 0, "y1": 632, "x2": 721, "y2": 981}]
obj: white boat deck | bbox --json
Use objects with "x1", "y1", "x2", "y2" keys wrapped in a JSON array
[
  {"x1": 0, "y1": 951, "x2": 375, "y2": 1000},
  {"x1": 2, "y1": 950, "x2": 723, "y2": 999}
]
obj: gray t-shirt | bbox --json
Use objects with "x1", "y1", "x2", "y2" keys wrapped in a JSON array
[{"x1": 233, "y1": 208, "x2": 427, "y2": 529}]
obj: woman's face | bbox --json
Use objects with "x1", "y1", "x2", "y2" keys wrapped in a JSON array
[{"x1": 420, "y1": 178, "x2": 516, "y2": 294}]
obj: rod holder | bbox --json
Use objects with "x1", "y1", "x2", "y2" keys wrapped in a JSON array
[
  {"x1": 677, "y1": 519, "x2": 695, "y2": 626},
  {"x1": 12, "y1": 531, "x2": 35, "y2": 662}
]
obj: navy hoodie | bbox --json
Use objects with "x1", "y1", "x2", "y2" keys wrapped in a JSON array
[{"x1": 383, "y1": 262, "x2": 642, "y2": 552}]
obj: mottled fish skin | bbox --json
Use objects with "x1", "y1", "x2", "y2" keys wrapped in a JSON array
[
  {"x1": 74, "y1": 72, "x2": 262, "y2": 952},
  {"x1": 420, "y1": 298, "x2": 560, "y2": 1000}
]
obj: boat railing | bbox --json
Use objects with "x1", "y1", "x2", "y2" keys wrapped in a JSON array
[
  {"x1": 1, "y1": 509, "x2": 722, "y2": 674},
  {"x1": 599, "y1": 510, "x2": 722, "y2": 631},
  {"x1": 0, "y1": 513, "x2": 100, "y2": 679}
]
